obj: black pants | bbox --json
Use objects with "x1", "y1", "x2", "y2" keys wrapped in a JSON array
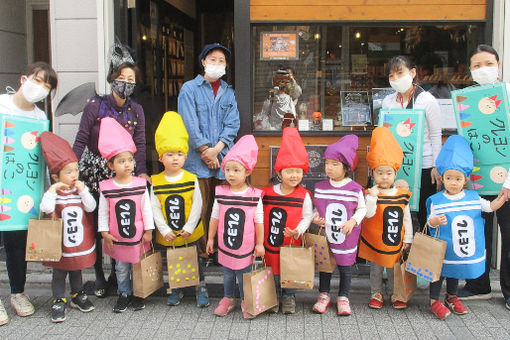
[
  {"x1": 464, "y1": 199, "x2": 510, "y2": 299},
  {"x1": 2, "y1": 230, "x2": 28, "y2": 294},
  {"x1": 430, "y1": 277, "x2": 459, "y2": 300},
  {"x1": 318, "y1": 265, "x2": 353, "y2": 297},
  {"x1": 52, "y1": 269, "x2": 83, "y2": 299},
  {"x1": 416, "y1": 168, "x2": 437, "y2": 232}
]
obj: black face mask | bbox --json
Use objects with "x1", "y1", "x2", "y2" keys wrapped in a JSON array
[{"x1": 111, "y1": 80, "x2": 136, "y2": 99}]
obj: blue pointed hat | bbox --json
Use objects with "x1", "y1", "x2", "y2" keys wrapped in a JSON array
[{"x1": 435, "y1": 135, "x2": 473, "y2": 177}]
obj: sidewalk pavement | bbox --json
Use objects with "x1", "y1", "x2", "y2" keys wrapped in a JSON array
[{"x1": 0, "y1": 262, "x2": 509, "y2": 339}]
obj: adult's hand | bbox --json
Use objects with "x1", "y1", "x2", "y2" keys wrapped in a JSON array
[
  {"x1": 500, "y1": 186, "x2": 510, "y2": 201},
  {"x1": 431, "y1": 167, "x2": 442, "y2": 191},
  {"x1": 201, "y1": 147, "x2": 220, "y2": 169}
]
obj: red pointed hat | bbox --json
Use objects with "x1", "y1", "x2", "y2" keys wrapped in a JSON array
[
  {"x1": 98, "y1": 117, "x2": 136, "y2": 160},
  {"x1": 40, "y1": 132, "x2": 78, "y2": 174},
  {"x1": 274, "y1": 127, "x2": 309, "y2": 173}
]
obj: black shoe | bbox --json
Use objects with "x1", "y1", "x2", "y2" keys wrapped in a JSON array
[
  {"x1": 51, "y1": 298, "x2": 66, "y2": 323},
  {"x1": 70, "y1": 291, "x2": 95, "y2": 312},
  {"x1": 131, "y1": 296, "x2": 145, "y2": 311},
  {"x1": 457, "y1": 287, "x2": 492, "y2": 301},
  {"x1": 113, "y1": 294, "x2": 130, "y2": 313}
]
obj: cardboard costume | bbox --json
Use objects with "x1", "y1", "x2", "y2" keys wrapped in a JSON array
[
  {"x1": 40, "y1": 132, "x2": 96, "y2": 271},
  {"x1": 426, "y1": 135, "x2": 485, "y2": 279},
  {"x1": 358, "y1": 127, "x2": 411, "y2": 268}
]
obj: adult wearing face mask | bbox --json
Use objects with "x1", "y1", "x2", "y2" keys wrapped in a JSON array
[
  {"x1": 457, "y1": 45, "x2": 510, "y2": 308},
  {"x1": 0, "y1": 61, "x2": 58, "y2": 325},
  {"x1": 178, "y1": 43, "x2": 240, "y2": 265},
  {"x1": 381, "y1": 56, "x2": 442, "y2": 232},
  {"x1": 73, "y1": 43, "x2": 148, "y2": 298}
]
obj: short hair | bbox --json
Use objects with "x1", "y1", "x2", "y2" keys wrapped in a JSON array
[
  {"x1": 107, "y1": 63, "x2": 143, "y2": 85},
  {"x1": 386, "y1": 56, "x2": 416, "y2": 75},
  {"x1": 471, "y1": 44, "x2": 499, "y2": 62},
  {"x1": 25, "y1": 62, "x2": 58, "y2": 90}
]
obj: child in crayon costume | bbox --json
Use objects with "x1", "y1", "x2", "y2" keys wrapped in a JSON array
[
  {"x1": 97, "y1": 117, "x2": 154, "y2": 313},
  {"x1": 358, "y1": 127, "x2": 413, "y2": 310},
  {"x1": 426, "y1": 135, "x2": 505, "y2": 320},
  {"x1": 150, "y1": 111, "x2": 209, "y2": 308},
  {"x1": 206, "y1": 135, "x2": 264, "y2": 319},
  {"x1": 39, "y1": 132, "x2": 96, "y2": 323},
  {"x1": 262, "y1": 127, "x2": 313, "y2": 314},
  {"x1": 311, "y1": 135, "x2": 366, "y2": 316}
]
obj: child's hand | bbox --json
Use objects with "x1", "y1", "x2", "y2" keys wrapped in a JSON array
[
  {"x1": 49, "y1": 182, "x2": 70, "y2": 194},
  {"x1": 164, "y1": 231, "x2": 177, "y2": 242},
  {"x1": 180, "y1": 231, "x2": 191, "y2": 239},
  {"x1": 254, "y1": 244, "x2": 265, "y2": 257},
  {"x1": 74, "y1": 180, "x2": 85, "y2": 192},
  {"x1": 341, "y1": 219, "x2": 357, "y2": 235},
  {"x1": 491, "y1": 192, "x2": 507, "y2": 211},
  {"x1": 313, "y1": 213, "x2": 326, "y2": 227},
  {"x1": 142, "y1": 230, "x2": 152, "y2": 243},
  {"x1": 206, "y1": 239, "x2": 215, "y2": 255},
  {"x1": 101, "y1": 232, "x2": 118, "y2": 250},
  {"x1": 283, "y1": 227, "x2": 299, "y2": 238},
  {"x1": 394, "y1": 179, "x2": 409, "y2": 191},
  {"x1": 402, "y1": 243, "x2": 411, "y2": 252},
  {"x1": 367, "y1": 185, "x2": 379, "y2": 197},
  {"x1": 429, "y1": 214, "x2": 447, "y2": 227}
]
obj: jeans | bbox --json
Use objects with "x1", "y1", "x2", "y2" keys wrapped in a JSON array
[
  {"x1": 222, "y1": 265, "x2": 251, "y2": 300},
  {"x1": 52, "y1": 269, "x2": 83, "y2": 299},
  {"x1": 430, "y1": 277, "x2": 459, "y2": 300},
  {"x1": 370, "y1": 261, "x2": 394, "y2": 296},
  {"x1": 115, "y1": 261, "x2": 133, "y2": 295},
  {"x1": 273, "y1": 274, "x2": 296, "y2": 298},
  {"x1": 2, "y1": 230, "x2": 28, "y2": 294},
  {"x1": 319, "y1": 265, "x2": 353, "y2": 297}
]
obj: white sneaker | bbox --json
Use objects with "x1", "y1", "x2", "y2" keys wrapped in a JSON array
[
  {"x1": 10, "y1": 293, "x2": 35, "y2": 317},
  {"x1": 0, "y1": 300, "x2": 8, "y2": 326}
]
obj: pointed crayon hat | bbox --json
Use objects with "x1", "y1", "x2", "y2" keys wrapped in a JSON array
[
  {"x1": 274, "y1": 127, "x2": 309, "y2": 173},
  {"x1": 221, "y1": 135, "x2": 258, "y2": 173},
  {"x1": 40, "y1": 132, "x2": 78, "y2": 174},
  {"x1": 98, "y1": 117, "x2": 136, "y2": 161},
  {"x1": 366, "y1": 126, "x2": 403, "y2": 171},
  {"x1": 155, "y1": 111, "x2": 189, "y2": 157},
  {"x1": 324, "y1": 134, "x2": 358, "y2": 170},
  {"x1": 435, "y1": 135, "x2": 473, "y2": 177}
]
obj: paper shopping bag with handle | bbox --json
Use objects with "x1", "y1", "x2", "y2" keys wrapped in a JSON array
[
  {"x1": 25, "y1": 216, "x2": 63, "y2": 262},
  {"x1": 393, "y1": 253, "x2": 417, "y2": 302},
  {"x1": 243, "y1": 258, "x2": 278, "y2": 316},
  {"x1": 280, "y1": 240, "x2": 315, "y2": 289},
  {"x1": 405, "y1": 225, "x2": 447, "y2": 282},
  {"x1": 133, "y1": 245, "x2": 164, "y2": 298},
  {"x1": 166, "y1": 242, "x2": 200, "y2": 291},
  {"x1": 303, "y1": 227, "x2": 337, "y2": 273}
]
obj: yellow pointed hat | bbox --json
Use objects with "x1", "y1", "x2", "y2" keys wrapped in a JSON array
[{"x1": 155, "y1": 111, "x2": 189, "y2": 157}]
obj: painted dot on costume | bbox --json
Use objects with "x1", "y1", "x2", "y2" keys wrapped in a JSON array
[
  {"x1": 170, "y1": 277, "x2": 175, "y2": 281},
  {"x1": 176, "y1": 278, "x2": 180, "y2": 282},
  {"x1": 185, "y1": 277, "x2": 189, "y2": 281},
  {"x1": 192, "y1": 268, "x2": 196, "y2": 272},
  {"x1": 490, "y1": 166, "x2": 507, "y2": 184},
  {"x1": 178, "y1": 256, "x2": 183, "y2": 260},
  {"x1": 187, "y1": 264, "x2": 191, "y2": 268},
  {"x1": 169, "y1": 265, "x2": 173, "y2": 269},
  {"x1": 192, "y1": 276, "x2": 196, "y2": 280},
  {"x1": 182, "y1": 270, "x2": 186, "y2": 274},
  {"x1": 176, "y1": 264, "x2": 180, "y2": 268}
]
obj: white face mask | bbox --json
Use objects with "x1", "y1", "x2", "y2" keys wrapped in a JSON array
[
  {"x1": 389, "y1": 73, "x2": 413, "y2": 94},
  {"x1": 204, "y1": 63, "x2": 226, "y2": 79},
  {"x1": 471, "y1": 66, "x2": 499, "y2": 85},
  {"x1": 21, "y1": 77, "x2": 49, "y2": 103}
]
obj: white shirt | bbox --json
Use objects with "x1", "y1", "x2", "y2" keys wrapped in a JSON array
[
  {"x1": 382, "y1": 90, "x2": 442, "y2": 169},
  {"x1": 211, "y1": 187, "x2": 264, "y2": 224},
  {"x1": 150, "y1": 172, "x2": 203, "y2": 237},
  {"x1": 97, "y1": 179, "x2": 154, "y2": 232},
  {"x1": 365, "y1": 187, "x2": 413, "y2": 243},
  {"x1": 40, "y1": 187, "x2": 96, "y2": 214},
  {"x1": 0, "y1": 94, "x2": 46, "y2": 119}
]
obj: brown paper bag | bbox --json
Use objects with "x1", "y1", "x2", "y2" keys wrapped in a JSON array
[
  {"x1": 133, "y1": 247, "x2": 164, "y2": 298},
  {"x1": 405, "y1": 226, "x2": 447, "y2": 282},
  {"x1": 303, "y1": 228, "x2": 337, "y2": 273},
  {"x1": 25, "y1": 217, "x2": 63, "y2": 262},
  {"x1": 166, "y1": 243, "x2": 200, "y2": 291},
  {"x1": 243, "y1": 259, "x2": 278, "y2": 316},
  {"x1": 280, "y1": 242, "x2": 314, "y2": 290},
  {"x1": 393, "y1": 255, "x2": 417, "y2": 302}
]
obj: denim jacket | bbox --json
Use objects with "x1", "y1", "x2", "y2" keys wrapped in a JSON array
[{"x1": 178, "y1": 75, "x2": 240, "y2": 179}]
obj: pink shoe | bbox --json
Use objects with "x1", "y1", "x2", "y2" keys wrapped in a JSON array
[
  {"x1": 214, "y1": 297, "x2": 235, "y2": 316},
  {"x1": 312, "y1": 293, "x2": 331, "y2": 314},
  {"x1": 241, "y1": 301, "x2": 255, "y2": 319},
  {"x1": 337, "y1": 296, "x2": 352, "y2": 316}
]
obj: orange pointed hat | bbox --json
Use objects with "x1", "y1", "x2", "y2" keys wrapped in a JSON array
[
  {"x1": 274, "y1": 127, "x2": 309, "y2": 173},
  {"x1": 366, "y1": 126, "x2": 403, "y2": 171}
]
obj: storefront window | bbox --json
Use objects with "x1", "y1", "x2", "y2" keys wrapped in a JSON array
[{"x1": 252, "y1": 24, "x2": 484, "y2": 132}]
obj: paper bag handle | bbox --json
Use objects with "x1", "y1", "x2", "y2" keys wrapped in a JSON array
[
  {"x1": 422, "y1": 223, "x2": 440, "y2": 239},
  {"x1": 171, "y1": 238, "x2": 189, "y2": 249},
  {"x1": 251, "y1": 256, "x2": 267, "y2": 271}
]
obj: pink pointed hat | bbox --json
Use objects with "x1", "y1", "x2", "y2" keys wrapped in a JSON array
[
  {"x1": 221, "y1": 135, "x2": 258, "y2": 173},
  {"x1": 98, "y1": 117, "x2": 136, "y2": 160},
  {"x1": 324, "y1": 134, "x2": 358, "y2": 169}
]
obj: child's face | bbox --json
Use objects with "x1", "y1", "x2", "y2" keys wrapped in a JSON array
[
  {"x1": 159, "y1": 150, "x2": 186, "y2": 174},
  {"x1": 372, "y1": 165, "x2": 396, "y2": 189},
  {"x1": 279, "y1": 167, "x2": 304, "y2": 188},
  {"x1": 224, "y1": 161, "x2": 248, "y2": 187},
  {"x1": 442, "y1": 169, "x2": 468, "y2": 195},
  {"x1": 108, "y1": 151, "x2": 135, "y2": 176},
  {"x1": 325, "y1": 159, "x2": 346, "y2": 181},
  {"x1": 52, "y1": 162, "x2": 79, "y2": 187}
]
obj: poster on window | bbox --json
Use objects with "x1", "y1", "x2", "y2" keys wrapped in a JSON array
[
  {"x1": 0, "y1": 113, "x2": 48, "y2": 231},
  {"x1": 451, "y1": 82, "x2": 510, "y2": 195},
  {"x1": 260, "y1": 32, "x2": 298, "y2": 61},
  {"x1": 378, "y1": 109, "x2": 425, "y2": 211},
  {"x1": 340, "y1": 91, "x2": 371, "y2": 126}
]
